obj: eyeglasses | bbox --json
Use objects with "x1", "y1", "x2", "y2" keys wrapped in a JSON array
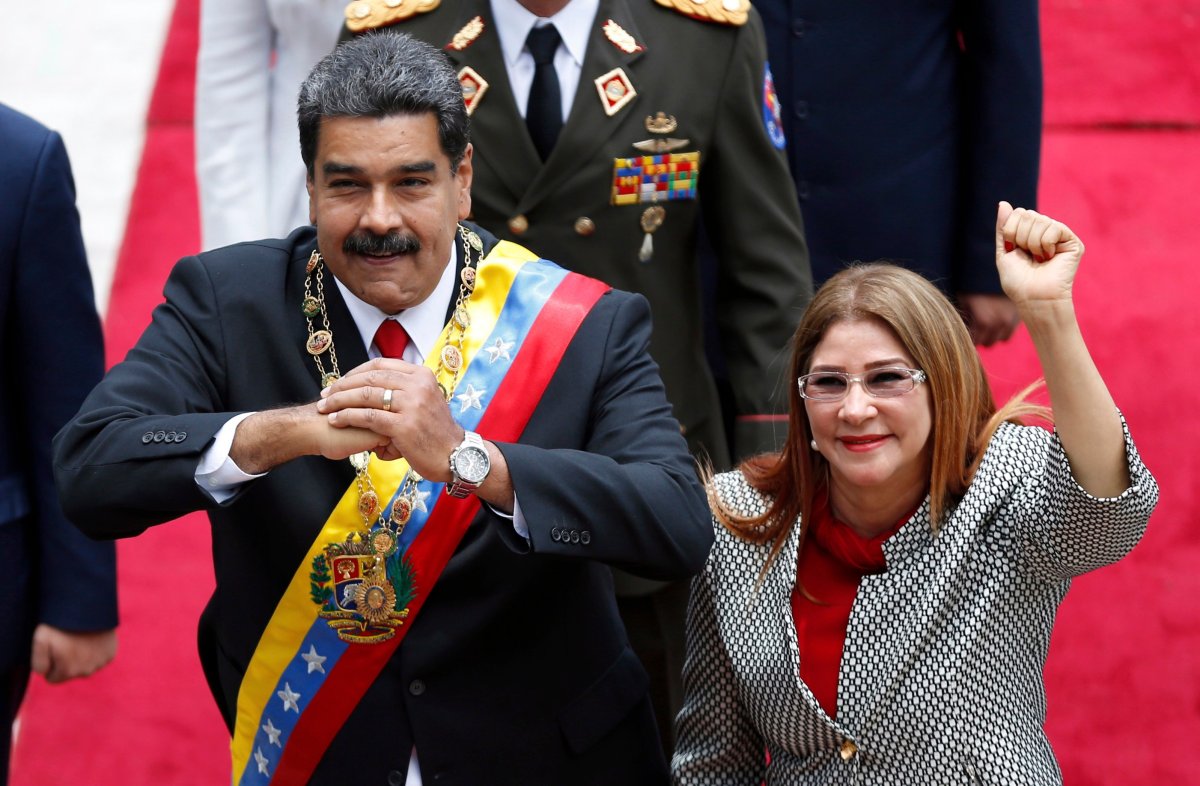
[{"x1": 797, "y1": 367, "x2": 927, "y2": 401}]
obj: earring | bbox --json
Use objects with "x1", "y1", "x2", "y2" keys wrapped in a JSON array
[{"x1": 810, "y1": 439, "x2": 819, "y2": 451}]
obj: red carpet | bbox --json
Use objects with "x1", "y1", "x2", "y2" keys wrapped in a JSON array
[{"x1": 11, "y1": 1, "x2": 1200, "y2": 783}]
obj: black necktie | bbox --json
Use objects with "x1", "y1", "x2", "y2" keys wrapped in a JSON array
[{"x1": 525, "y1": 24, "x2": 563, "y2": 160}]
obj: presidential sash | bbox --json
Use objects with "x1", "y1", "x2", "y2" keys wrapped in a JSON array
[{"x1": 230, "y1": 243, "x2": 609, "y2": 785}]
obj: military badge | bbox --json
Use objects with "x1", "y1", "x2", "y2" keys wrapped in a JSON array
[
  {"x1": 345, "y1": 0, "x2": 442, "y2": 34},
  {"x1": 762, "y1": 64, "x2": 786, "y2": 150},
  {"x1": 602, "y1": 19, "x2": 644, "y2": 54},
  {"x1": 611, "y1": 152, "x2": 700, "y2": 206},
  {"x1": 458, "y1": 66, "x2": 489, "y2": 116},
  {"x1": 310, "y1": 532, "x2": 416, "y2": 644},
  {"x1": 594, "y1": 68, "x2": 637, "y2": 117},
  {"x1": 447, "y1": 15, "x2": 485, "y2": 51},
  {"x1": 652, "y1": 0, "x2": 748, "y2": 26}
]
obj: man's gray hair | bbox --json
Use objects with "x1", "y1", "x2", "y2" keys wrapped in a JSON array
[{"x1": 298, "y1": 31, "x2": 470, "y2": 175}]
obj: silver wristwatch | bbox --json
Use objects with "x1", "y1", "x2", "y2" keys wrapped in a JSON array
[{"x1": 447, "y1": 431, "x2": 490, "y2": 498}]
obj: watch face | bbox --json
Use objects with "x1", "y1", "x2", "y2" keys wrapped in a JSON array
[{"x1": 455, "y1": 445, "x2": 490, "y2": 484}]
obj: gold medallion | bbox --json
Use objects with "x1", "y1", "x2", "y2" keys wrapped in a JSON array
[
  {"x1": 321, "y1": 373, "x2": 340, "y2": 388},
  {"x1": 461, "y1": 266, "x2": 476, "y2": 288},
  {"x1": 306, "y1": 249, "x2": 320, "y2": 275},
  {"x1": 454, "y1": 306, "x2": 471, "y2": 329},
  {"x1": 391, "y1": 495, "x2": 413, "y2": 525},
  {"x1": 441, "y1": 345, "x2": 463, "y2": 372},
  {"x1": 307, "y1": 330, "x2": 333, "y2": 355},
  {"x1": 371, "y1": 529, "x2": 398, "y2": 557},
  {"x1": 465, "y1": 229, "x2": 483, "y2": 252},
  {"x1": 358, "y1": 489, "x2": 380, "y2": 520},
  {"x1": 302, "y1": 296, "x2": 322, "y2": 318}
]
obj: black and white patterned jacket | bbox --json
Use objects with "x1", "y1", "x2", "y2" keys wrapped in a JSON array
[{"x1": 673, "y1": 418, "x2": 1158, "y2": 785}]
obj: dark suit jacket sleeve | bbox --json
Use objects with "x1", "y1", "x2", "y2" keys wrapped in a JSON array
[
  {"x1": 494, "y1": 291, "x2": 713, "y2": 581},
  {"x1": 955, "y1": 0, "x2": 1042, "y2": 294},
  {"x1": 17, "y1": 129, "x2": 118, "y2": 631},
  {"x1": 703, "y1": 10, "x2": 813, "y2": 459},
  {"x1": 53, "y1": 253, "x2": 250, "y2": 539}
]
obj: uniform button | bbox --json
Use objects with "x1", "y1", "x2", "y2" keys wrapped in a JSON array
[
  {"x1": 551, "y1": 527, "x2": 561, "y2": 542},
  {"x1": 793, "y1": 100, "x2": 809, "y2": 120},
  {"x1": 839, "y1": 739, "x2": 858, "y2": 761},
  {"x1": 508, "y1": 214, "x2": 529, "y2": 235},
  {"x1": 141, "y1": 432, "x2": 154, "y2": 444},
  {"x1": 573, "y1": 217, "x2": 596, "y2": 236},
  {"x1": 165, "y1": 431, "x2": 178, "y2": 443},
  {"x1": 388, "y1": 770, "x2": 405, "y2": 786},
  {"x1": 791, "y1": 18, "x2": 805, "y2": 37},
  {"x1": 580, "y1": 531, "x2": 591, "y2": 545},
  {"x1": 177, "y1": 431, "x2": 187, "y2": 441},
  {"x1": 570, "y1": 530, "x2": 580, "y2": 544},
  {"x1": 409, "y1": 679, "x2": 426, "y2": 696},
  {"x1": 153, "y1": 431, "x2": 167, "y2": 443},
  {"x1": 796, "y1": 180, "x2": 810, "y2": 200}
]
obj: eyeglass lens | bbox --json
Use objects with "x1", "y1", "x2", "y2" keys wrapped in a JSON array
[{"x1": 800, "y1": 368, "x2": 918, "y2": 399}]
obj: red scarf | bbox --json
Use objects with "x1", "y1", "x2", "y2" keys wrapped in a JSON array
[{"x1": 790, "y1": 493, "x2": 913, "y2": 718}]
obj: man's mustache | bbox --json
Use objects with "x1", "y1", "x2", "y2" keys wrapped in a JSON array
[{"x1": 343, "y1": 231, "x2": 421, "y2": 256}]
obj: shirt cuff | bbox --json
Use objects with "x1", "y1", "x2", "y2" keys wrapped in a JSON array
[
  {"x1": 485, "y1": 493, "x2": 529, "y2": 541},
  {"x1": 195, "y1": 412, "x2": 266, "y2": 503}
]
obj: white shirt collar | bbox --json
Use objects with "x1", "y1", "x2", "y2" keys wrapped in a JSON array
[
  {"x1": 332, "y1": 242, "x2": 459, "y2": 364},
  {"x1": 491, "y1": 0, "x2": 598, "y2": 69}
]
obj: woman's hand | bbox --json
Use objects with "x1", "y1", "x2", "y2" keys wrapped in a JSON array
[{"x1": 995, "y1": 200, "x2": 1085, "y2": 311}]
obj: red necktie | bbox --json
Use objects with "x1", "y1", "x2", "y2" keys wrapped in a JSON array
[{"x1": 373, "y1": 319, "x2": 412, "y2": 360}]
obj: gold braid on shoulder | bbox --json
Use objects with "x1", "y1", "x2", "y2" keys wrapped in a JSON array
[
  {"x1": 345, "y1": 0, "x2": 441, "y2": 33},
  {"x1": 653, "y1": 0, "x2": 749, "y2": 27}
]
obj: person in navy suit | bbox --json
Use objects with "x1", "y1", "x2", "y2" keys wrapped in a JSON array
[
  {"x1": 759, "y1": 0, "x2": 1042, "y2": 346},
  {"x1": 0, "y1": 104, "x2": 117, "y2": 782}
]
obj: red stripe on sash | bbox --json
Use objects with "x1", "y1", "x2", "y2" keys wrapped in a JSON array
[{"x1": 271, "y1": 272, "x2": 609, "y2": 783}]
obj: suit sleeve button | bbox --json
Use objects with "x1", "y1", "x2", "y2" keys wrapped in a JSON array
[
  {"x1": 408, "y1": 679, "x2": 426, "y2": 696},
  {"x1": 580, "y1": 531, "x2": 591, "y2": 545},
  {"x1": 141, "y1": 432, "x2": 154, "y2": 444},
  {"x1": 388, "y1": 771, "x2": 405, "y2": 786},
  {"x1": 153, "y1": 431, "x2": 166, "y2": 443},
  {"x1": 165, "y1": 431, "x2": 178, "y2": 443},
  {"x1": 570, "y1": 530, "x2": 580, "y2": 544},
  {"x1": 551, "y1": 527, "x2": 561, "y2": 542},
  {"x1": 177, "y1": 431, "x2": 187, "y2": 441}
]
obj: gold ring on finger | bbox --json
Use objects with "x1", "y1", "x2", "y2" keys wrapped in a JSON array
[{"x1": 381, "y1": 388, "x2": 394, "y2": 411}]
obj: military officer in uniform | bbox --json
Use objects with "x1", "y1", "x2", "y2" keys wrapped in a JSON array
[{"x1": 344, "y1": 0, "x2": 812, "y2": 746}]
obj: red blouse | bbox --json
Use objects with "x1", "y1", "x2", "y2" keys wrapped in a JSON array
[{"x1": 790, "y1": 494, "x2": 912, "y2": 718}]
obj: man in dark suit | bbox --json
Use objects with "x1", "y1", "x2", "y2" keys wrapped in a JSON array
[
  {"x1": 54, "y1": 34, "x2": 709, "y2": 786},
  {"x1": 759, "y1": 0, "x2": 1042, "y2": 346},
  {"x1": 0, "y1": 103, "x2": 117, "y2": 783},
  {"x1": 344, "y1": 0, "x2": 813, "y2": 742}
]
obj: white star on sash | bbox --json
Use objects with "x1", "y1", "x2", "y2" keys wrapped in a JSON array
[
  {"x1": 254, "y1": 747, "x2": 270, "y2": 775},
  {"x1": 485, "y1": 337, "x2": 514, "y2": 364},
  {"x1": 413, "y1": 488, "x2": 430, "y2": 513},
  {"x1": 262, "y1": 718, "x2": 283, "y2": 747},
  {"x1": 277, "y1": 683, "x2": 301, "y2": 713},
  {"x1": 301, "y1": 644, "x2": 327, "y2": 674},
  {"x1": 456, "y1": 383, "x2": 486, "y2": 413}
]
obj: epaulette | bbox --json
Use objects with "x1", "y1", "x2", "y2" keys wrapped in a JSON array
[
  {"x1": 652, "y1": 0, "x2": 749, "y2": 27},
  {"x1": 345, "y1": 0, "x2": 441, "y2": 33}
]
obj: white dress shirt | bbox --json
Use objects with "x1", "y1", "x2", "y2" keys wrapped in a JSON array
[{"x1": 490, "y1": 0, "x2": 599, "y2": 121}]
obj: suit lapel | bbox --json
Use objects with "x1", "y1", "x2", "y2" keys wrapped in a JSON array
[
  {"x1": 444, "y1": 1, "x2": 542, "y2": 204},
  {"x1": 518, "y1": 0, "x2": 647, "y2": 212}
]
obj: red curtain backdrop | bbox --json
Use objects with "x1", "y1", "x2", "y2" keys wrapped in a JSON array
[{"x1": 12, "y1": 0, "x2": 1200, "y2": 783}]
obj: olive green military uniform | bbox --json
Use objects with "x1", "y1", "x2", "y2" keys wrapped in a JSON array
[{"x1": 345, "y1": 0, "x2": 812, "y2": 749}]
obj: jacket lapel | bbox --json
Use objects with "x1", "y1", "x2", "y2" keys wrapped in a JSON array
[
  {"x1": 444, "y1": 1, "x2": 542, "y2": 204},
  {"x1": 518, "y1": 0, "x2": 647, "y2": 212}
]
